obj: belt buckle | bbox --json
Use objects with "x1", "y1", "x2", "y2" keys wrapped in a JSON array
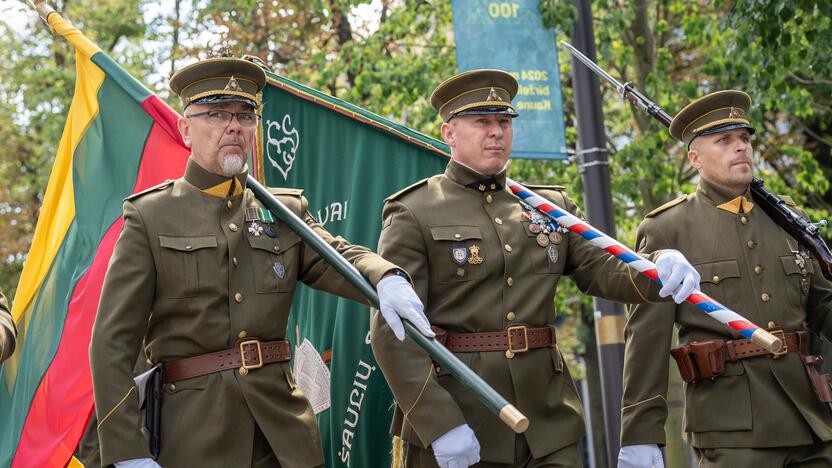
[
  {"x1": 506, "y1": 325, "x2": 529, "y2": 356},
  {"x1": 770, "y1": 329, "x2": 787, "y2": 359},
  {"x1": 240, "y1": 339, "x2": 264, "y2": 370}
]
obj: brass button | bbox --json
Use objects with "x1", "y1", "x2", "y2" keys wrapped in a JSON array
[
  {"x1": 504, "y1": 244, "x2": 513, "y2": 252},
  {"x1": 486, "y1": 194, "x2": 493, "y2": 204},
  {"x1": 495, "y1": 217, "x2": 503, "y2": 225},
  {"x1": 506, "y1": 277, "x2": 514, "y2": 287},
  {"x1": 506, "y1": 311, "x2": 516, "y2": 320},
  {"x1": 454, "y1": 233, "x2": 461, "y2": 239},
  {"x1": 754, "y1": 265, "x2": 762, "y2": 274},
  {"x1": 235, "y1": 292, "x2": 243, "y2": 303},
  {"x1": 435, "y1": 366, "x2": 441, "y2": 374},
  {"x1": 185, "y1": 244, "x2": 193, "y2": 251},
  {"x1": 505, "y1": 350, "x2": 515, "y2": 359},
  {"x1": 168, "y1": 384, "x2": 176, "y2": 391},
  {"x1": 801, "y1": 269, "x2": 807, "y2": 276},
  {"x1": 227, "y1": 200, "x2": 233, "y2": 209},
  {"x1": 238, "y1": 331, "x2": 248, "y2": 339},
  {"x1": 273, "y1": 245, "x2": 279, "y2": 252},
  {"x1": 233, "y1": 257, "x2": 238, "y2": 267},
  {"x1": 740, "y1": 216, "x2": 748, "y2": 225},
  {"x1": 768, "y1": 321, "x2": 776, "y2": 329},
  {"x1": 761, "y1": 293, "x2": 770, "y2": 302},
  {"x1": 239, "y1": 367, "x2": 249, "y2": 375},
  {"x1": 229, "y1": 223, "x2": 239, "y2": 232},
  {"x1": 747, "y1": 240, "x2": 755, "y2": 249},
  {"x1": 711, "y1": 275, "x2": 720, "y2": 284},
  {"x1": 456, "y1": 268, "x2": 465, "y2": 278}
]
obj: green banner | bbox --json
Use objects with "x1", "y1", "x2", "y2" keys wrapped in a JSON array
[{"x1": 258, "y1": 74, "x2": 448, "y2": 467}]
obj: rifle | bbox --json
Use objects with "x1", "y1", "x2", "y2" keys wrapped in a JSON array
[{"x1": 562, "y1": 41, "x2": 832, "y2": 281}]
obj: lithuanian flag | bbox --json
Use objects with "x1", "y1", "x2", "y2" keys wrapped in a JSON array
[{"x1": 0, "y1": 11, "x2": 189, "y2": 467}]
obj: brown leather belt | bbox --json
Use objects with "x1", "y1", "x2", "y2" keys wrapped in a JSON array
[
  {"x1": 163, "y1": 339, "x2": 291, "y2": 383},
  {"x1": 725, "y1": 330, "x2": 806, "y2": 361},
  {"x1": 435, "y1": 325, "x2": 556, "y2": 353}
]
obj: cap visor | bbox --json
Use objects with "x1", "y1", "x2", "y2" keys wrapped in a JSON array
[
  {"x1": 698, "y1": 122, "x2": 756, "y2": 137},
  {"x1": 189, "y1": 95, "x2": 258, "y2": 108},
  {"x1": 453, "y1": 107, "x2": 519, "y2": 119}
]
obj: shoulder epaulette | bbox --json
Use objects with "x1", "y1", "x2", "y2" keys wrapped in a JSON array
[
  {"x1": 522, "y1": 183, "x2": 565, "y2": 191},
  {"x1": 646, "y1": 194, "x2": 689, "y2": 218},
  {"x1": 779, "y1": 195, "x2": 797, "y2": 207},
  {"x1": 385, "y1": 178, "x2": 430, "y2": 202},
  {"x1": 124, "y1": 179, "x2": 174, "y2": 201},
  {"x1": 268, "y1": 187, "x2": 304, "y2": 197}
]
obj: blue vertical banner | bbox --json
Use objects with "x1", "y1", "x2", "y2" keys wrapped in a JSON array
[{"x1": 452, "y1": 0, "x2": 568, "y2": 159}]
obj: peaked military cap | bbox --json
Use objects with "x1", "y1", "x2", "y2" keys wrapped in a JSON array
[
  {"x1": 170, "y1": 56, "x2": 267, "y2": 109},
  {"x1": 431, "y1": 69, "x2": 519, "y2": 122},
  {"x1": 669, "y1": 90, "x2": 755, "y2": 146}
]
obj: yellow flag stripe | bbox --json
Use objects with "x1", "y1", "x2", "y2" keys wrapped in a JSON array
[{"x1": 11, "y1": 13, "x2": 104, "y2": 323}]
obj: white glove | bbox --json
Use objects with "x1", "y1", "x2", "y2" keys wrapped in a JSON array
[
  {"x1": 655, "y1": 249, "x2": 700, "y2": 304},
  {"x1": 377, "y1": 274, "x2": 434, "y2": 341},
  {"x1": 618, "y1": 444, "x2": 664, "y2": 468},
  {"x1": 115, "y1": 459, "x2": 162, "y2": 468},
  {"x1": 432, "y1": 424, "x2": 480, "y2": 468}
]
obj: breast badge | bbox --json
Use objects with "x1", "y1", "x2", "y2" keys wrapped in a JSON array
[
  {"x1": 273, "y1": 261, "x2": 286, "y2": 279},
  {"x1": 468, "y1": 244, "x2": 484, "y2": 265},
  {"x1": 452, "y1": 242, "x2": 468, "y2": 266}
]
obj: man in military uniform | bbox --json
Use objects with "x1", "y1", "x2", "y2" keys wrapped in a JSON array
[
  {"x1": 89, "y1": 56, "x2": 432, "y2": 468},
  {"x1": 370, "y1": 69, "x2": 702, "y2": 468},
  {"x1": 0, "y1": 289, "x2": 16, "y2": 364},
  {"x1": 619, "y1": 90, "x2": 832, "y2": 467}
]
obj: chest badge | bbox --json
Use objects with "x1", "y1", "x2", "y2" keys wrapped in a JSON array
[
  {"x1": 547, "y1": 245, "x2": 559, "y2": 264},
  {"x1": 468, "y1": 244, "x2": 484, "y2": 265},
  {"x1": 451, "y1": 242, "x2": 468, "y2": 266},
  {"x1": 247, "y1": 221, "x2": 264, "y2": 237},
  {"x1": 273, "y1": 261, "x2": 286, "y2": 279}
]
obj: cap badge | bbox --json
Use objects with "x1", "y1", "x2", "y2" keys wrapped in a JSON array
[
  {"x1": 729, "y1": 107, "x2": 741, "y2": 118},
  {"x1": 486, "y1": 87, "x2": 502, "y2": 102},
  {"x1": 225, "y1": 76, "x2": 240, "y2": 91}
]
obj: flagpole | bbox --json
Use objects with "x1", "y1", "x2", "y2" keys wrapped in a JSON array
[{"x1": 248, "y1": 176, "x2": 529, "y2": 433}]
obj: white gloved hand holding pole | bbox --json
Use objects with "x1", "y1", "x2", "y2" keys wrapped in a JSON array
[
  {"x1": 618, "y1": 444, "x2": 664, "y2": 468},
  {"x1": 377, "y1": 273, "x2": 434, "y2": 341},
  {"x1": 432, "y1": 424, "x2": 480, "y2": 468},
  {"x1": 655, "y1": 249, "x2": 701, "y2": 304}
]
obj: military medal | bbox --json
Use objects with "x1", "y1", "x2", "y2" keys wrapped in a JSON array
[
  {"x1": 549, "y1": 231, "x2": 562, "y2": 244},
  {"x1": 451, "y1": 242, "x2": 468, "y2": 266},
  {"x1": 468, "y1": 244, "x2": 484, "y2": 265},
  {"x1": 529, "y1": 223, "x2": 542, "y2": 234},
  {"x1": 246, "y1": 207, "x2": 277, "y2": 238},
  {"x1": 247, "y1": 220, "x2": 264, "y2": 237},
  {"x1": 273, "y1": 261, "x2": 286, "y2": 279},
  {"x1": 536, "y1": 232, "x2": 550, "y2": 247},
  {"x1": 547, "y1": 245, "x2": 559, "y2": 264}
]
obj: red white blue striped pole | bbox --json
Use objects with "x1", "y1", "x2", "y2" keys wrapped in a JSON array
[{"x1": 506, "y1": 178, "x2": 783, "y2": 353}]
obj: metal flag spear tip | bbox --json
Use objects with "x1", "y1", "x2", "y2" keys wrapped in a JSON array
[
  {"x1": 247, "y1": 175, "x2": 530, "y2": 433},
  {"x1": 505, "y1": 177, "x2": 784, "y2": 354}
]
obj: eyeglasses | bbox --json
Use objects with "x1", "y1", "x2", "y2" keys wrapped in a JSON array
[{"x1": 185, "y1": 110, "x2": 260, "y2": 128}]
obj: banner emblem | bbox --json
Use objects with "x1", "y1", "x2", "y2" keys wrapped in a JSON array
[{"x1": 265, "y1": 114, "x2": 300, "y2": 180}]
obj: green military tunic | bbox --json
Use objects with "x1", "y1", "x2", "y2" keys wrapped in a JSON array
[
  {"x1": 621, "y1": 178, "x2": 832, "y2": 449},
  {"x1": 90, "y1": 158, "x2": 398, "y2": 467},
  {"x1": 0, "y1": 290, "x2": 16, "y2": 364},
  {"x1": 371, "y1": 159, "x2": 664, "y2": 464}
]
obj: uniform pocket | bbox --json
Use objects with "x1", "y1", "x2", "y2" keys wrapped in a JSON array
[
  {"x1": 429, "y1": 225, "x2": 487, "y2": 283},
  {"x1": 158, "y1": 235, "x2": 220, "y2": 297},
  {"x1": 684, "y1": 363, "x2": 751, "y2": 432},
  {"x1": 695, "y1": 259, "x2": 741, "y2": 307},
  {"x1": 248, "y1": 234, "x2": 297, "y2": 293},
  {"x1": 779, "y1": 254, "x2": 813, "y2": 306}
]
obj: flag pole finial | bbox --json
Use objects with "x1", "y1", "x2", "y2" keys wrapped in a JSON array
[{"x1": 23, "y1": 0, "x2": 56, "y2": 23}]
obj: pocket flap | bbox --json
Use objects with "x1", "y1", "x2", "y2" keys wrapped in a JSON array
[
  {"x1": 247, "y1": 229, "x2": 301, "y2": 253},
  {"x1": 779, "y1": 255, "x2": 814, "y2": 275},
  {"x1": 696, "y1": 259, "x2": 740, "y2": 284},
  {"x1": 159, "y1": 235, "x2": 217, "y2": 252},
  {"x1": 429, "y1": 225, "x2": 483, "y2": 241}
]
